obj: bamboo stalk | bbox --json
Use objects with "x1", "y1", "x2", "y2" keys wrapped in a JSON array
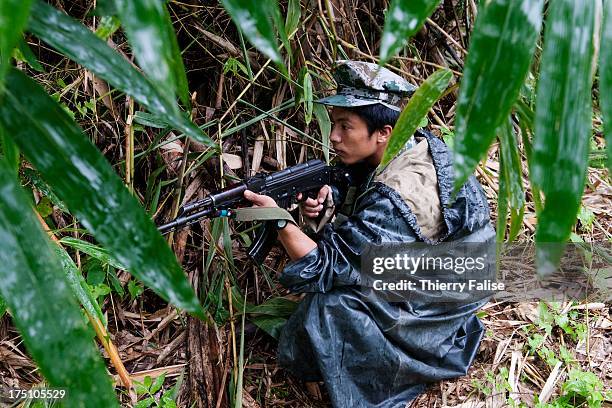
[
  {"x1": 35, "y1": 211, "x2": 132, "y2": 390},
  {"x1": 87, "y1": 313, "x2": 133, "y2": 390}
]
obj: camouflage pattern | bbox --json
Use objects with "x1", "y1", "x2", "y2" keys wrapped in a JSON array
[{"x1": 316, "y1": 60, "x2": 417, "y2": 112}]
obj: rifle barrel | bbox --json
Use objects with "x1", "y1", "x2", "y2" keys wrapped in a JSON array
[{"x1": 158, "y1": 207, "x2": 215, "y2": 234}]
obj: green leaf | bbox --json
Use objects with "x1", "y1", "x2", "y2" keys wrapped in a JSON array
[
  {"x1": 562, "y1": 369, "x2": 605, "y2": 404},
  {"x1": 303, "y1": 71, "x2": 313, "y2": 125},
  {"x1": 91, "y1": 283, "x2": 112, "y2": 301},
  {"x1": 135, "y1": 397, "x2": 155, "y2": 408},
  {"x1": 223, "y1": 57, "x2": 249, "y2": 77},
  {"x1": 250, "y1": 316, "x2": 287, "y2": 339},
  {"x1": 36, "y1": 196, "x2": 53, "y2": 218},
  {"x1": 161, "y1": 396, "x2": 178, "y2": 408},
  {"x1": 232, "y1": 289, "x2": 297, "y2": 317},
  {"x1": 55, "y1": 246, "x2": 106, "y2": 325},
  {"x1": 577, "y1": 205, "x2": 595, "y2": 231},
  {"x1": 128, "y1": 279, "x2": 144, "y2": 300},
  {"x1": 107, "y1": 266, "x2": 125, "y2": 297},
  {"x1": 379, "y1": 0, "x2": 440, "y2": 65},
  {"x1": 134, "y1": 380, "x2": 149, "y2": 395},
  {"x1": 273, "y1": 3, "x2": 291, "y2": 71},
  {"x1": 498, "y1": 118, "x2": 525, "y2": 241},
  {"x1": 0, "y1": 0, "x2": 33, "y2": 83},
  {"x1": 453, "y1": 0, "x2": 543, "y2": 191},
  {"x1": 0, "y1": 125, "x2": 19, "y2": 174},
  {"x1": 249, "y1": 297, "x2": 297, "y2": 316},
  {"x1": 86, "y1": 260, "x2": 106, "y2": 286},
  {"x1": 14, "y1": 36, "x2": 44, "y2": 72},
  {"x1": 496, "y1": 151, "x2": 509, "y2": 242},
  {"x1": 601, "y1": 0, "x2": 612, "y2": 173},
  {"x1": 220, "y1": 0, "x2": 283, "y2": 66},
  {"x1": 0, "y1": 160, "x2": 118, "y2": 407},
  {"x1": 0, "y1": 68, "x2": 204, "y2": 318},
  {"x1": 94, "y1": 15, "x2": 121, "y2": 40},
  {"x1": 95, "y1": 0, "x2": 117, "y2": 16},
  {"x1": 379, "y1": 68, "x2": 452, "y2": 169},
  {"x1": 531, "y1": 0, "x2": 595, "y2": 274},
  {"x1": 113, "y1": 0, "x2": 191, "y2": 108},
  {"x1": 0, "y1": 295, "x2": 6, "y2": 319},
  {"x1": 23, "y1": 168, "x2": 69, "y2": 213},
  {"x1": 61, "y1": 237, "x2": 127, "y2": 270},
  {"x1": 231, "y1": 288, "x2": 296, "y2": 338},
  {"x1": 313, "y1": 103, "x2": 331, "y2": 164},
  {"x1": 285, "y1": 0, "x2": 301, "y2": 36},
  {"x1": 27, "y1": 1, "x2": 212, "y2": 146},
  {"x1": 133, "y1": 111, "x2": 171, "y2": 129},
  {"x1": 149, "y1": 372, "x2": 166, "y2": 394}
]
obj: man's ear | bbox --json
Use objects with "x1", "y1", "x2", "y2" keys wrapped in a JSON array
[{"x1": 376, "y1": 125, "x2": 393, "y2": 143}]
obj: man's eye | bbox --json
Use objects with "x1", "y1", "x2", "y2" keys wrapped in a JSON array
[{"x1": 342, "y1": 124, "x2": 350, "y2": 130}]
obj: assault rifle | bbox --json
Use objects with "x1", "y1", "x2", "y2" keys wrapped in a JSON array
[{"x1": 158, "y1": 160, "x2": 353, "y2": 263}]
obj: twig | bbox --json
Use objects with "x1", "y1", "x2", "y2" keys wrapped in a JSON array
[{"x1": 426, "y1": 17, "x2": 468, "y2": 54}]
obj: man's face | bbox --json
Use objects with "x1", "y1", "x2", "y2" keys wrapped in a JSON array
[{"x1": 329, "y1": 107, "x2": 379, "y2": 165}]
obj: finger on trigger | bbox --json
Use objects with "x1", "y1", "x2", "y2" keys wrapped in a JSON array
[{"x1": 318, "y1": 185, "x2": 328, "y2": 203}]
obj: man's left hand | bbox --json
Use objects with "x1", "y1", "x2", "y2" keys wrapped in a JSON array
[
  {"x1": 243, "y1": 190, "x2": 317, "y2": 261},
  {"x1": 243, "y1": 190, "x2": 278, "y2": 207}
]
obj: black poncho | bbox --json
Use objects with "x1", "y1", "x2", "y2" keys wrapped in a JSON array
[{"x1": 277, "y1": 131, "x2": 494, "y2": 407}]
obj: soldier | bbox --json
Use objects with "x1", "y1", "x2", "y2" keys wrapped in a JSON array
[{"x1": 244, "y1": 60, "x2": 494, "y2": 407}]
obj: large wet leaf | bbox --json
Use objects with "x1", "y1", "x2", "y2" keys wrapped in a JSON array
[
  {"x1": 0, "y1": 0, "x2": 33, "y2": 83},
  {"x1": 0, "y1": 160, "x2": 118, "y2": 407},
  {"x1": 498, "y1": 118, "x2": 525, "y2": 241},
  {"x1": 453, "y1": 0, "x2": 543, "y2": 190},
  {"x1": 531, "y1": 0, "x2": 595, "y2": 273},
  {"x1": 0, "y1": 296, "x2": 6, "y2": 319},
  {"x1": 601, "y1": 0, "x2": 612, "y2": 172},
  {"x1": 379, "y1": 68, "x2": 452, "y2": 169},
  {"x1": 27, "y1": 1, "x2": 211, "y2": 146},
  {"x1": 0, "y1": 69, "x2": 204, "y2": 318},
  {"x1": 220, "y1": 0, "x2": 282, "y2": 66},
  {"x1": 379, "y1": 0, "x2": 440, "y2": 65},
  {"x1": 0, "y1": 124, "x2": 19, "y2": 174},
  {"x1": 113, "y1": 0, "x2": 190, "y2": 108},
  {"x1": 497, "y1": 151, "x2": 509, "y2": 242}
]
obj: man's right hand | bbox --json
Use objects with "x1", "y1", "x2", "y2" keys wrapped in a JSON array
[{"x1": 297, "y1": 185, "x2": 330, "y2": 218}]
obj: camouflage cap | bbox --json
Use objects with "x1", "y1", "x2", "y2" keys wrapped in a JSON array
[{"x1": 315, "y1": 60, "x2": 416, "y2": 112}]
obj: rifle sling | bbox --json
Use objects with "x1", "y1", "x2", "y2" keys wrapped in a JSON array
[{"x1": 233, "y1": 207, "x2": 295, "y2": 223}]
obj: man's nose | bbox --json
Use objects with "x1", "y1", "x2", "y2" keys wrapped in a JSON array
[{"x1": 330, "y1": 127, "x2": 342, "y2": 143}]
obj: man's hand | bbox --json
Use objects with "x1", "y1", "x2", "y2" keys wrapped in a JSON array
[
  {"x1": 243, "y1": 189, "x2": 317, "y2": 261},
  {"x1": 297, "y1": 185, "x2": 330, "y2": 218},
  {"x1": 243, "y1": 190, "x2": 278, "y2": 207}
]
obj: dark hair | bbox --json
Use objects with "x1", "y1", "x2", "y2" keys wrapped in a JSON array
[{"x1": 349, "y1": 104, "x2": 400, "y2": 135}]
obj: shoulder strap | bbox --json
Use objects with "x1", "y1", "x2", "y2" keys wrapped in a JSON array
[{"x1": 233, "y1": 207, "x2": 295, "y2": 223}]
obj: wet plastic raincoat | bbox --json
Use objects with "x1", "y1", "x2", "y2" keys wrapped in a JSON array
[{"x1": 277, "y1": 130, "x2": 495, "y2": 408}]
